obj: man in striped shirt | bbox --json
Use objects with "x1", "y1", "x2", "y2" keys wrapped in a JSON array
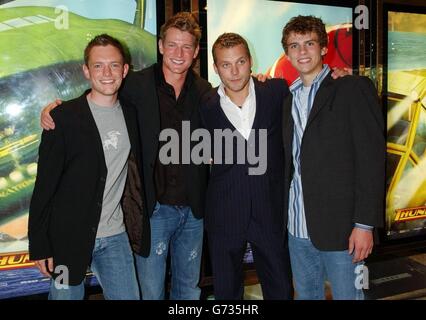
[{"x1": 281, "y1": 16, "x2": 385, "y2": 299}]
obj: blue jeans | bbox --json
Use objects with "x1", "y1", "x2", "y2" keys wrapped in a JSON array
[
  {"x1": 49, "y1": 232, "x2": 140, "y2": 300},
  {"x1": 135, "y1": 202, "x2": 203, "y2": 300},
  {"x1": 288, "y1": 233, "x2": 364, "y2": 300}
]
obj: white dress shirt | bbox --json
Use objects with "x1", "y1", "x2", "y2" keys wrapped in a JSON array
[{"x1": 218, "y1": 78, "x2": 256, "y2": 140}]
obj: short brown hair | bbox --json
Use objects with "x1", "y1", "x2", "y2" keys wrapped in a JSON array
[
  {"x1": 281, "y1": 15, "x2": 328, "y2": 54},
  {"x1": 160, "y1": 12, "x2": 202, "y2": 45},
  {"x1": 212, "y1": 33, "x2": 251, "y2": 63},
  {"x1": 84, "y1": 34, "x2": 127, "y2": 65}
]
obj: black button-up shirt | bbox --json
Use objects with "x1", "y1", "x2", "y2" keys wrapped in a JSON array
[{"x1": 154, "y1": 63, "x2": 193, "y2": 206}]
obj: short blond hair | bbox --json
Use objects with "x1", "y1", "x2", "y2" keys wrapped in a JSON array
[
  {"x1": 160, "y1": 12, "x2": 201, "y2": 45},
  {"x1": 212, "y1": 33, "x2": 251, "y2": 63}
]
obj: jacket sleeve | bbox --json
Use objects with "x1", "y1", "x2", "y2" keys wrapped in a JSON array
[
  {"x1": 279, "y1": 79, "x2": 290, "y2": 103},
  {"x1": 349, "y1": 77, "x2": 385, "y2": 228},
  {"x1": 28, "y1": 112, "x2": 66, "y2": 260}
]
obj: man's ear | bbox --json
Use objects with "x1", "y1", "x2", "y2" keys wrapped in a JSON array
[
  {"x1": 82, "y1": 64, "x2": 90, "y2": 80},
  {"x1": 193, "y1": 44, "x2": 200, "y2": 59},
  {"x1": 321, "y1": 47, "x2": 328, "y2": 56},
  {"x1": 158, "y1": 39, "x2": 164, "y2": 55},
  {"x1": 123, "y1": 63, "x2": 129, "y2": 78},
  {"x1": 213, "y1": 62, "x2": 219, "y2": 75}
]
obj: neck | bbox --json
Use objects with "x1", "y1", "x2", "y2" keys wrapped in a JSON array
[
  {"x1": 300, "y1": 65, "x2": 324, "y2": 87},
  {"x1": 87, "y1": 91, "x2": 117, "y2": 107},
  {"x1": 162, "y1": 64, "x2": 188, "y2": 99},
  {"x1": 224, "y1": 82, "x2": 250, "y2": 107}
]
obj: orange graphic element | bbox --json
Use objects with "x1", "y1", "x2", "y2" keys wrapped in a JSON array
[
  {"x1": 0, "y1": 253, "x2": 34, "y2": 271},
  {"x1": 394, "y1": 206, "x2": 426, "y2": 222}
]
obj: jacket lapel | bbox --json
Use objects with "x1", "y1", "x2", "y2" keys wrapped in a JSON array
[
  {"x1": 282, "y1": 93, "x2": 294, "y2": 150},
  {"x1": 250, "y1": 78, "x2": 262, "y2": 134},
  {"x1": 122, "y1": 103, "x2": 141, "y2": 169},
  {"x1": 211, "y1": 88, "x2": 239, "y2": 132},
  {"x1": 181, "y1": 70, "x2": 197, "y2": 121},
  {"x1": 305, "y1": 73, "x2": 335, "y2": 129},
  {"x1": 136, "y1": 68, "x2": 161, "y2": 165},
  {"x1": 76, "y1": 93, "x2": 107, "y2": 172}
]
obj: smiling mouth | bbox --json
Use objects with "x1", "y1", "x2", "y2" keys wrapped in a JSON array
[
  {"x1": 297, "y1": 58, "x2": 312, "y2": 64},
  {"x1": 100, "y1": 80, "x2": 114, "y2": 84},
  {"x1": 171, "y1": 59, "x2": 184, "y2": 65}
]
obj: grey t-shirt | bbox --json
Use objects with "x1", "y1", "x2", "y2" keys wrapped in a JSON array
[{"x1": 87, "y1": 97, "x2": 130, "y2": 238}]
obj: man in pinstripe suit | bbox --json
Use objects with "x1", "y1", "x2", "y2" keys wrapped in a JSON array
[{"x1": 200, "y1": 33, "x2": 293, "y2": 300}]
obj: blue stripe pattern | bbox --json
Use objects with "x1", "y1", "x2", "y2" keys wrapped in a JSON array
[{"x1": 287, "y1": 65, "x2": 330, "y2": 238}]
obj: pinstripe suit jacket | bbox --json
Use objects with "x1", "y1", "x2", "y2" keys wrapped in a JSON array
[{"x1": 200, "y1": 78, "x2": 289, "y2": 235}]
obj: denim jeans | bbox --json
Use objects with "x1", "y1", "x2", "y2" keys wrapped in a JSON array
[
  {"x1": 288, "y1": 233, "x2": 364, "y2": 300},
  {"x1": 135, "y1": 202, "x2": 204, "y2": 300},
  {"x1": 49, "y1": 232, "x2": 140, "y2": 300}
]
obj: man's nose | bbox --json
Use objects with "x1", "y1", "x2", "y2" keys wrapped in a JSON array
[
  {"x1": 103, "y1": 65, "x2": 112, "y2": 76},
  {"x1": 176, "y1": 46, "x2": 183, "y2": 57},
  {"x1": 231, "y1": 65, "x2": 238, "y2": 75}
]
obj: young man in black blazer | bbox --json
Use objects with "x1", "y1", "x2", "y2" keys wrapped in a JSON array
[
  {"x1": 281, "y1": 16, "x2": 385, "y2": 299},
  {"x1": 29, "y1": 35, "x2": 145, "y2": 300}
]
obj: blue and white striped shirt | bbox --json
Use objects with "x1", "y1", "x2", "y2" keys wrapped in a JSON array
[{"x1": 287, "y1": 65, "x2": 330, "y2": 238}]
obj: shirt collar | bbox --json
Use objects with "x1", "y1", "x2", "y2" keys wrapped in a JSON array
[
  {"x1": 289, "y1": 64, "x2": 331, "y2": 94},
  {"x1": 154, "y1": 62, "x2": 194, "y2": 90},
  {"x1": 218, "y1": 77, "x2": 255, "y2": 106}
]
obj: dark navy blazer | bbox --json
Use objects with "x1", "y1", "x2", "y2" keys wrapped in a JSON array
[{"x1": 200, "y1": 78, "x2": 290, "y2": 236}]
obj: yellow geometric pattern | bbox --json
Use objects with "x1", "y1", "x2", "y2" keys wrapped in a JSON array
[{"x1": 387, "y1": 70, "x2": 426, "y2": 236}]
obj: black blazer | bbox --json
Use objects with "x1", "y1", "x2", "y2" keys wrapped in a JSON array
[
  {"x1": 200, "y1": 78, "x2": 289, "y2": 235},
  {"x1": 28, "y1": 93, "x2": 148, "y2": 285},
  {"x1": 282, "y1": 74, "x2": 385, "y2": 251},
  {"x1": 120, "y1": 64, "x2": 212, "y2": 221}
]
